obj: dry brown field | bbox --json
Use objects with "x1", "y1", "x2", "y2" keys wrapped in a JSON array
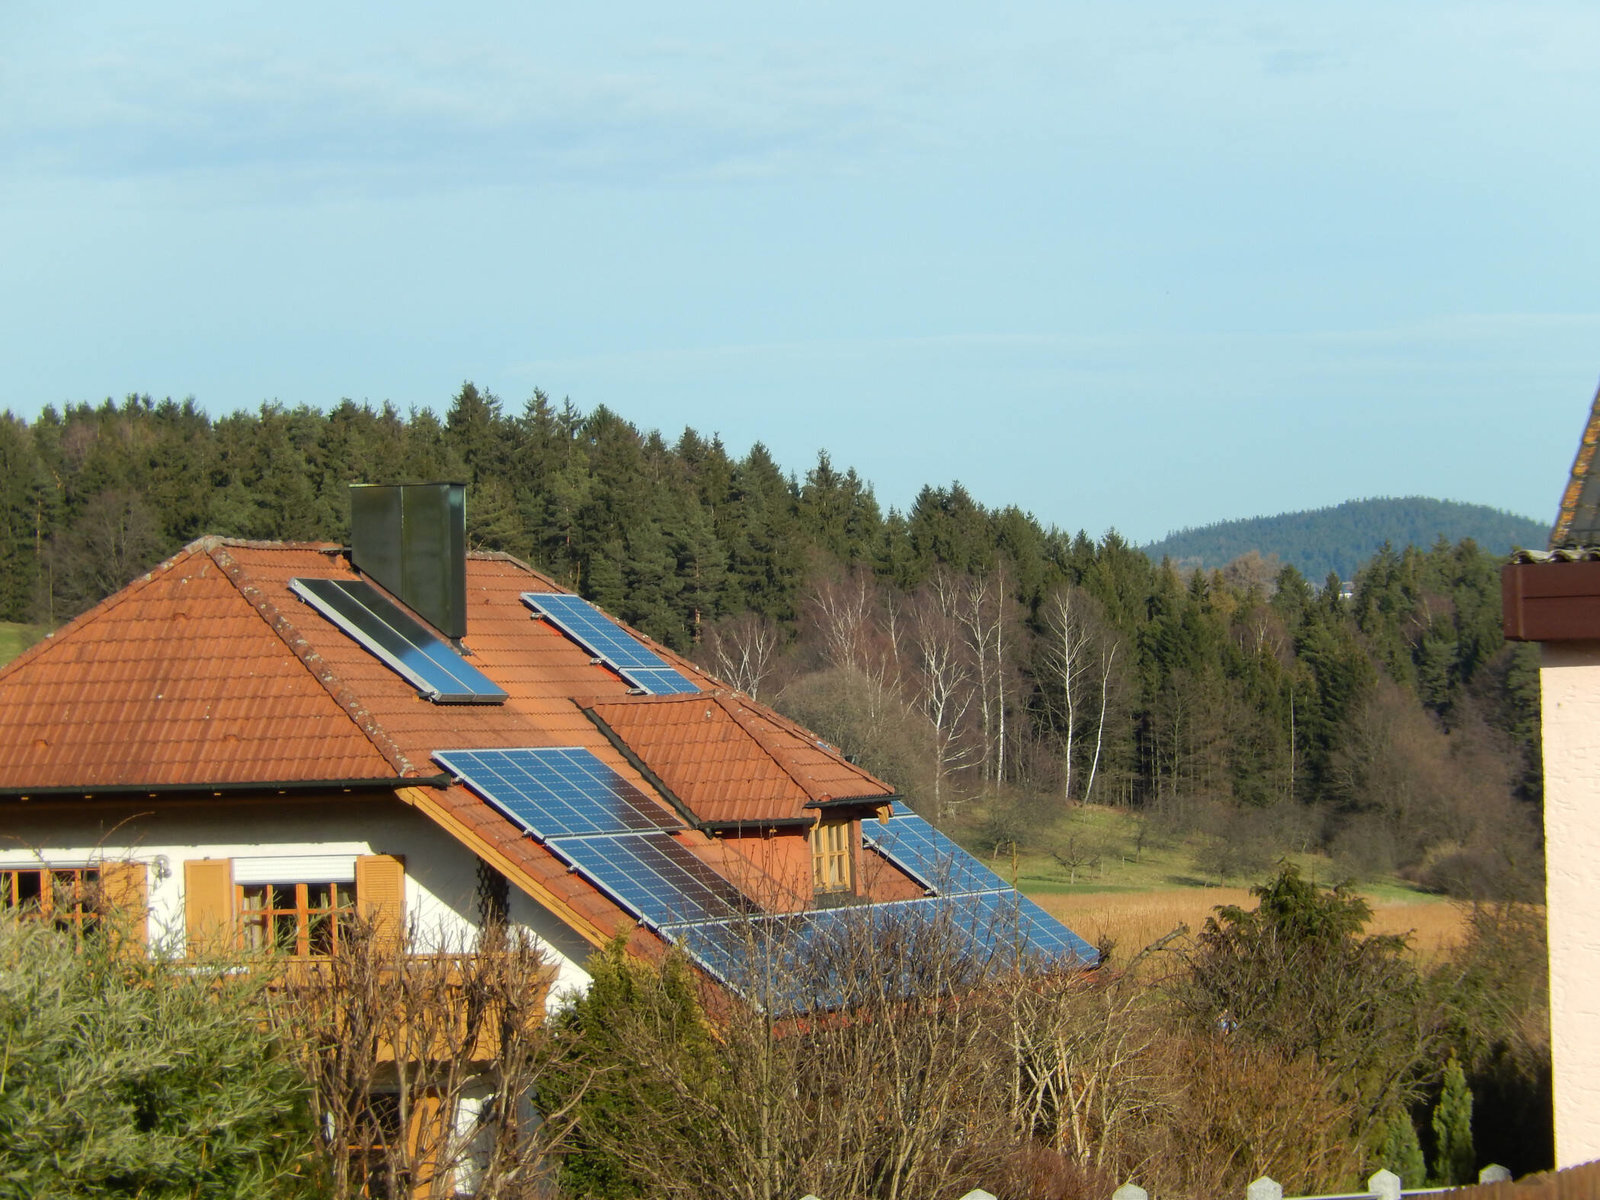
[{"x1": 1031, "y1": 886, "x2": 1472, "y2": 964}]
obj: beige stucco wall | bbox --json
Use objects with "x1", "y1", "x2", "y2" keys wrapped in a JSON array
[
  {"x1": 0, "y1": 796, "x2": 593, "y2": 1006},
  {"x1": 1541, "y1": 642, "x2": 1600, "y2": 1166}
]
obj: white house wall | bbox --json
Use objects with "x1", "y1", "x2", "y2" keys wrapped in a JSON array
[
  {"x1": 1541, "y1": 641, "x2": 1600, "y2": 1167},
  {"x1": 0, "y1": 796, "x2": 592, "y2": 1006}
]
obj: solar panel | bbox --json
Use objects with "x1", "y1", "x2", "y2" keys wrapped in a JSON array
[
  {"x1": 522, "y1": 592, "x2": 699, "y2": 695},
  {"x1": 861, "y1": 803, "x2": 1010, "y2": 896},
  {"x1": 669, "y1": 891, "x2": 1097, "y2": 1012},
  {"x1": 552, "y1": 832, "x2": 747, "y2": 927},
  {"x1": 433, "y1": 747, "x2": 683, "y2": 839},
  {"x1": 290, "y1": 578, "x2": 507, "y2": 704}
]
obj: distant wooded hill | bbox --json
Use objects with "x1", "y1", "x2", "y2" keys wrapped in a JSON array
[{"x1": 1143, "y1": 497, "x2": 1548, "y2": 583}]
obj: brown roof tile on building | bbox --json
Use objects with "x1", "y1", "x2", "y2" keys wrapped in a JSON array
[
  {"x1": 583, "y1": 691, "x2": 894, "y2": 824},
  {"x1": 0, "y1": 533, "x2": 924, "y2": 959}
]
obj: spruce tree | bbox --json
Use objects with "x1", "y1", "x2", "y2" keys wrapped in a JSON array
[
  {"x1": 1380, "y1": 1107, "x2": 1427, "y2": 1188},
  {"x1": 1431, "y1": 1054, "x2": 1475, "y2": 1185}
]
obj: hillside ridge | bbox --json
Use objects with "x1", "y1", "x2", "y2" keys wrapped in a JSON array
[{"x1": 1143, "y1": 496, "x2": 1548, "y2": 582}]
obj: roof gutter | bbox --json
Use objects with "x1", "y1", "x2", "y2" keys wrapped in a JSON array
[
  {"x1": 0, "y1": 774, "x2": 452, "y2": 802},
  {"x1": 804, "y1": 793, "x2": 901, "y2": 810}
]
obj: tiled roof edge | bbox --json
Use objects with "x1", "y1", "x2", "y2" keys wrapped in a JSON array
[
  {"x1": 0, "y1": 536, "x2": 225, "y2": 687},
  {"x1": 464, "y1": 549, "x2": 565, "y2": 591},
  {"x1": 1512, "y1": 547, "x2": 1600, "y2": 563},
  {"x1": 207, "y1": 542, "x2": 417, "y2": 779},
  {"x1": 715, "y1": 694, "x2": 851, "y2": 805},
  {"x1": 1551, "y1": 378, "x2": 1600, "y2": 549},
  {"x1": 719, "y1": 693, "x2": 893, "y2": 799}
]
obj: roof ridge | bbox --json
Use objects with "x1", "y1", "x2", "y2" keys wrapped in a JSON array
[
  {"x1": 713, "y1": 693, "x2": 842, "y2": 803},
  {"x1": 0, "y1": 536, "x2": 225, "y2": 687},
  {"x1": 207, "y1": 542, "x2": 416, "y2": 778},
  {"x1": 722, "y1": 691, "x2": 889, "y2": 795}
]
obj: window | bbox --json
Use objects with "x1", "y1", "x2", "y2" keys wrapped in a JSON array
[
  {"x1": 810, "y1": 820, "x2": 853, "y2": 894},
  {"x1": 183, "y1": 855, "x2": 404, "y2": 956},
  {"x1": 238, "y1": 881, "x2": 355, "y2": 957},
  {"x1": 0, "y1": 867, "x2": 101, "y2": 934}
]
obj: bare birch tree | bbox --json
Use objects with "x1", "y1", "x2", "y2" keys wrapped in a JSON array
[
  {"x1": 910, "y1": 585, "x2": 979, "y2": 823},
  {"x1": 702, "y1": 611, "x2": 783, "y2": 700}
]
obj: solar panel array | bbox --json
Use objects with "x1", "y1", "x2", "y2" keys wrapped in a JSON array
[
  {"x1": 437, "y1": 747, "x2": 1097, "y2": 1014},
  {"x1": 521, "y1": 592, "x2": 699, "y2": 694},
  {"x1": 435, "y1": 747, "x2": 748, "y2": 931},
  {"x1": 861, "y1": 802, "x2": 1010, "y2": 896},
  {"x1": 552, "y1": 833, "x2": 747, "y2": 926},
  {"x1": 670, "y1": 891, "x2": 1098, "y2": 1012},
  {"x1": 291, "y1": 578, "x2": 508, "y2": 704},
  {"x1": 433, "y1": 747, "x2": 681, "y2": 839}
]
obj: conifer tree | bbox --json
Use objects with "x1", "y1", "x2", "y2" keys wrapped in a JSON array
[{"x1": 1431, "y1": 1054, "x2": 1475, "y2": 1185}]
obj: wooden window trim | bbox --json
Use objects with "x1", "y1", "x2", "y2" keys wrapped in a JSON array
[
  {"x1": 0, "y1": 866, "x2": 102, "y2": 934},
  {"x1": 810, "y1": 820, "x2": 854, "y2": 894},
  {"x1": 238, "y1": 880, "x2": 355, "y2": 958}
]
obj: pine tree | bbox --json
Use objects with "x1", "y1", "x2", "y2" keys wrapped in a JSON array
[
  {"x1": 1431, "y1": 1054, "x2": 1475, "y2": 1185},
  {"x1": 1379, "y1": 1107, "x2": 1427, "y2": 1188}
]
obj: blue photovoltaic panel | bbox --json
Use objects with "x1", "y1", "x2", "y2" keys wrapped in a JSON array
[
  {"x1": 291, "y1": 578, "x2": 507, "y2": 704},
  {"x1": 552, "y1": 832, "x2": 747, "y2": 927},
  {"x1": 621, "y1": 667, "x2": 700, "y2": 696},
  {"x1": 522, "y1": 592, "x2": 699, "y2": 695},
  {"x1": 433, "y1": 747, "x2": 682, "y2": 840},
  {"x1": 861, "y1": 802, "x2": 1010, "y2": 897},
  {"x1": 670, "y1": 891, "x2": 1097, "y2": 1013}
]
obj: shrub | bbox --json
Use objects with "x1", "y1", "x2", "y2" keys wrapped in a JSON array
[{"x1": 0, "y1": 913, "x2": 321, "y2": 1200}]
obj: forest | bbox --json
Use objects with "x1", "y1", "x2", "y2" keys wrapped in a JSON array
[
  {"x1": 1144, "y1": 497, "x2": 1548, "y2": 584},
  {"x1": 0, "y1": 386, "x2": 1543, "y2": 901},
  {"x1": 0, "y1": 385, "x2": 1555, "y2": 1191}
]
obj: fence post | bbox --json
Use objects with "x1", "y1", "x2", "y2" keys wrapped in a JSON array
[
  {"x1": 1248, "y1": 1176, "x2": 1283, "y2": 1200},
  {"x1": 1113, "y1": 1185, "x2": 1150, "y2": 1200},
  {"x1": 1478, "y1": 1166, "x2": 1512, "y2": 1185},
  {"x1": 1369, "y1": 1169, "x2": 1401, "y2": 1200}
]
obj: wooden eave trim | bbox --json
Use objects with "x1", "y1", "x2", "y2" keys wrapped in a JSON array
[
  {"x1": 394, "y1": 784, "x2": 610, "y2": 951},
  {"x1": 1502, "y1": 560, "x2": 1600, "y2": 641}
]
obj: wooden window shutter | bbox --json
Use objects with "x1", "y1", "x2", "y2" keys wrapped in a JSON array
[
  {"x1": 183, "y1": 858, "x2": 233, "y2": 952},
  {"x1": 99, "y1": 861, "x2": 149, "y2": 947},
  {"x1": 356, "y1": 854, "x2": 406, "y2": 950},
  {"x1": 406, "y1": 1091, "x2": 445, "y2": 1199}
]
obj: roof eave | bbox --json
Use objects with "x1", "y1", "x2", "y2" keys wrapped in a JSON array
[{"x1": 0, "y1": 774, "x2": 438, "y2": 802}]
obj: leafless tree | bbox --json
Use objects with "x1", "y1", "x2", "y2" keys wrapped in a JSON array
[
  {"x1": 702, "y1": 611, "x2": 783, "y2": 700},
  {"x1": 267, "y1": 916, "x2": 579, "y2": 1200},
  {"x1": 1043, "y1": 586, "x2": 1121, "y2": 806},
  {"x1": 909, "y1": 582, "x2": 980, "y2": 824}
]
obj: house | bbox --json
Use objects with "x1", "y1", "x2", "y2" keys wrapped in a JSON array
[
  {"x1": 1502, "y1": 382, "x2": 1600, "y2": 1168},
  {"x1": 0, "y1": 482, "x2": 1094, "y2": 1188}
]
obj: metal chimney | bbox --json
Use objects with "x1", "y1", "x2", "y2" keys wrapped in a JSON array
[{"x1": 348, "y1": 483, "x2": 468, "y2": 639}]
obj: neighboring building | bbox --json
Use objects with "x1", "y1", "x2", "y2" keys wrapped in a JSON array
[
  {"x1": 0, "y1": 483, "x2": 1093, "y2": 1188},
  {"x1": 1503, "y1": 383, "x2": 1600, "y2": 1167}
]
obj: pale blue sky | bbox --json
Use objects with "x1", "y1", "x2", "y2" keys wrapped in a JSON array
[{"x1": 4, "y1": 3, "x2": 1597, "y2": 543}]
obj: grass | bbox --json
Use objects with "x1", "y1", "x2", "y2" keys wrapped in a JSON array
[
  {"x1": 952, "y1": 800, "x2": 1469, "y2": 965},
  {"x1": 0, "y1": 621, "x2": 48, "y2": 668}
]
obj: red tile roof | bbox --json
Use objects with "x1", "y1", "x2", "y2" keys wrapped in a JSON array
[
  {"x1": 0, "y1": 536, "x2": 908, "y2": 954},
  {"x1": 583, "y1": 692, "x2": 894, "y2": 824}
]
